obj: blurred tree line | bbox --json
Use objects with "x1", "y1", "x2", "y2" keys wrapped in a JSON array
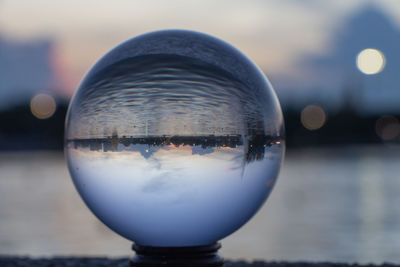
[{"x1": 0, "y1": 102, "x2": 392, "y2": 151}]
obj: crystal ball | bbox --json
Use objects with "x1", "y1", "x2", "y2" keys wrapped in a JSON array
[{"x1": 65, "y1": 30, "x2": 285, "y2": 247}]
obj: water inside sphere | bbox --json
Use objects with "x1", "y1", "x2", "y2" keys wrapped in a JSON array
[{"x1": 65, "y1": 30, "x2": 285, "y2": 247}]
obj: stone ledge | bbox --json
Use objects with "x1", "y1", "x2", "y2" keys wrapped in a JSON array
[{"x1": 0, "y1": 257, "x2": 398, "y2": 267}]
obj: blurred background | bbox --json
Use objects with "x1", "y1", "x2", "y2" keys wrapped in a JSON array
[{"x1": 1, "y1": 0, "x2": 400, "y2": 263}]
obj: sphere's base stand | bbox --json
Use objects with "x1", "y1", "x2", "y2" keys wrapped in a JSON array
[{"x1": 130, "y1": 242, "x2": 224, "y2": 267}]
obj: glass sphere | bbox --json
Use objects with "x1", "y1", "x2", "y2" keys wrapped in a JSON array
[{"x1": 65, "y1": 30, "x2": 285, "y2": 247}]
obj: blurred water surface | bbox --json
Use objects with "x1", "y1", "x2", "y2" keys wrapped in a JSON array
[{"x1": 1, "y1": 145, "x2": 400, "y2": 263}]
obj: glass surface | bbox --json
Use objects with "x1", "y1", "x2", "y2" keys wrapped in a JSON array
[{"x1": 65, "y1": 30, "x2": 284, "y2": 246}]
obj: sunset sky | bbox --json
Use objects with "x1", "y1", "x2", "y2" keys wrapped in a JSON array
[{"x1": 0, "y1": 0, "x2": 399, "y2": 108}]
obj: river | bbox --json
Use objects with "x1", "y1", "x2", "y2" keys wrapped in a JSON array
[{"x1": 0, "y1": 145, "x2": 399, "y2": 263}]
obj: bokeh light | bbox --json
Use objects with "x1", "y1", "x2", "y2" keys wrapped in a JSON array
[
  {"x1": 356, "y1": 48, "x2": 385, "y2": 75},
  {"x1": 301, "y1": 104, "x2": 327, "y2": 131},
  {"x1": 375, "y1": 115, "x2": 400, "y2": 141},
  {"x1": 30, "y1": 93, "x2": 57, "y2": 119}
]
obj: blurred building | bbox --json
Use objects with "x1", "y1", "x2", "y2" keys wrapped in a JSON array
[
  {"x1": 283, "y1": 5, "x2": 400, "y2": 115},
  {"x1": 0, "y1": 36, "x2": 58, "y2": 110}
]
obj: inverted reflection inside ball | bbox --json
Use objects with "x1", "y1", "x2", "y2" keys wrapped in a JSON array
[{"x1": 65, "y1": 30, "x2": 284, "y2": 247}]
